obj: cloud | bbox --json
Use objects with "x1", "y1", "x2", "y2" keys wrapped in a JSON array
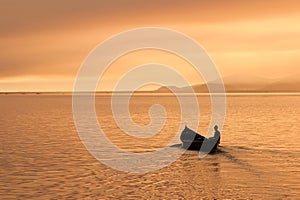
[{"x1": 1, "y1": 0, "x2": 300, "y2": 36}]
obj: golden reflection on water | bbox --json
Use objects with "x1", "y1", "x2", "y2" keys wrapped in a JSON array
[{"x1": 0, "y1": 94, "x2": 299, "y2": 199}]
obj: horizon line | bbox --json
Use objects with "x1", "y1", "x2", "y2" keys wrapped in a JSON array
[{"x1": 1, "y1": 91, "x2": 300, "y2": 94}]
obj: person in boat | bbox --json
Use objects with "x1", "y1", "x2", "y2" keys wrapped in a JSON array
[{"x1": 213, "y1": 125, "x2": 221, "y2": 145}]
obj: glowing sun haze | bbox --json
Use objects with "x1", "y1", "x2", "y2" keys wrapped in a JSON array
[{"x1": 1, "y1": 0, "x2": 300, "y2": 92}]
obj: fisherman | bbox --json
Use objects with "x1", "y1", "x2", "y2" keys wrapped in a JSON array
[{"x1": 213, "y1": 125, "x2": 221, "y2": 145}]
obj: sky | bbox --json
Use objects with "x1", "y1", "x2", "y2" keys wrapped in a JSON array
[{"x1": 1, "y1": 0, "x2": 300, "y2": 92}]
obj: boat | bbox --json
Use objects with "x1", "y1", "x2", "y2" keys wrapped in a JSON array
[{"x1": 180, "y1": 126, "x2": 219, "y2": 153}]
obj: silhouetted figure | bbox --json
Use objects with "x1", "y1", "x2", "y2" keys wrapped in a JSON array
[{"x1": 214, "y1": 125, "x2": 221, "y2": 145}]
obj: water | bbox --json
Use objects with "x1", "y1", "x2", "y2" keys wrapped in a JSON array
[{"x1": 0, "y1": 94, "x2": 299, "y2": 199}]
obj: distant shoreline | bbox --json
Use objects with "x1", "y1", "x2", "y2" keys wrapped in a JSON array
[{"x1": 1, "y1": 91, "x2": 300, "y2": 96}]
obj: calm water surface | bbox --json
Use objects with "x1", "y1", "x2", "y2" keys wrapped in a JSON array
[{"x1": 0, "y1": 94, "x2": 299, "y2": 199}]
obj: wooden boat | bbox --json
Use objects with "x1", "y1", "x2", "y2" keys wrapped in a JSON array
[{"x1": 180, "y1": 126, "x2": 219, "y2": 153}]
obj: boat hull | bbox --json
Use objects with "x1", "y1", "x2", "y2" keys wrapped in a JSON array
[{"x1": 182, "y1": 139, "x2": 218, "y2": 153}]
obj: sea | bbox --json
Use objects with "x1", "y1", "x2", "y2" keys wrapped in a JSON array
[{"x1": 0, "y1": 93, "x2": 299, "y2": 199}]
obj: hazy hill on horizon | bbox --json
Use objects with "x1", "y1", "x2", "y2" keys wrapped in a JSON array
[
  {"x1": 1, "y1": 74, "x2": 298, "y2": 93},
  {"x1": 155, "y1": 73, "x2": 300, "y2": 93}
]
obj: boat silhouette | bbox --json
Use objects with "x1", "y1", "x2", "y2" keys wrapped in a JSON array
[{"x1": 180, "y1": 126, "x2": 219, "y2": 153}]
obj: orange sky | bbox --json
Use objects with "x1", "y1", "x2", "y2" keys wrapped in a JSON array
[{"x1": 1, "y1": 0, "x2": 300, "y2": 91}]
